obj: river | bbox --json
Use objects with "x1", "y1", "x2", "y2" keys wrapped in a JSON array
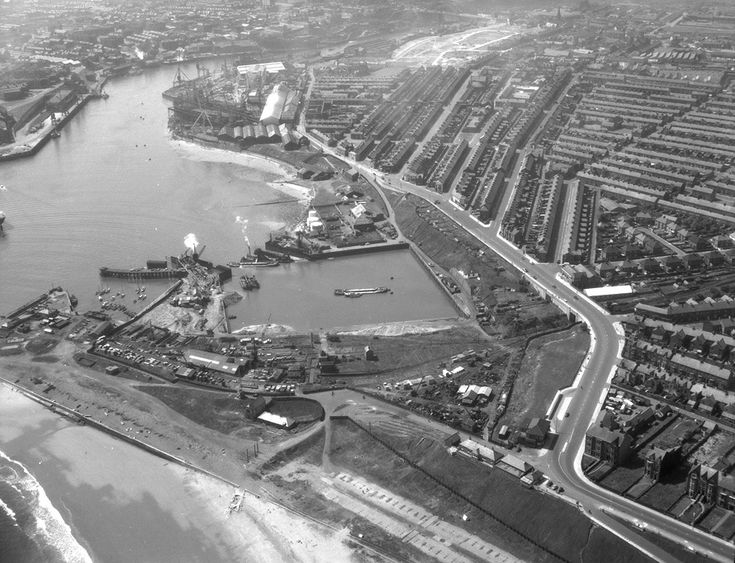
[{"x1": 0, "y1": 61, "x2": 457, "y2": 330}]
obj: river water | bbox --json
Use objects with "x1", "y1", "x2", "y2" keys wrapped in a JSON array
[
  {"x1": 0, "y1": 61, "x2": 456, "y2": 330},
  {"x1": 0, "y1": 60, "x2": 459, "y2": 563}
]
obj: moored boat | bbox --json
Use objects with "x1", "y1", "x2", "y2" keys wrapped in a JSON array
[
  {"x1": 335, "y1": 287, "x2": 390, "y2": 297},
  {"x1": 240, "y1": 274, "x2": 260, "y2": 290}
]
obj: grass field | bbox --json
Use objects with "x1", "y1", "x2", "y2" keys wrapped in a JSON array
[
  {"x1": 259, "y1": 428, "x2": 431, "y2": 563},
  {"x1": 326, "y1": 324, "x2": 488, "y2": 379},
  {"x1": 329, "y1": 417, "x2": 652, "y2": 563},
  {"x1": 269, "y1": 397, "x2": 324, "y2": 422},
  {"x1": 139, "y1": 385, "x2": 281, "y2": 441},
  {"x1": 25, "y1": 335, "x2": 59, "y2": 355},
  {"x1": 711, "y1": 511, "x2": 735, "y2": 539},
  {"x1": 387, "y1": 192, "x2": 568, "y2": 337},
  {"x1": 581, "y1": 526, "x2": 656, "y2": 563},
  {"x1": 600, "y1": 458, "x2": 646, "y2": 494},
  {"x1": 260, "y1": 427, "x2": 325, "y2": 473},
  {"x1": 503, "y1": 324, "x2": 589, "y2": 429},
  {"x1": 638, "y1": 464, "x2": 688, "y2": 512},
  {"x1": 610, "y1": 515, "x2": 703, "y2": 563},
  {"x1": 700, "y1": 506, "x2": 728, "y2": 532}
]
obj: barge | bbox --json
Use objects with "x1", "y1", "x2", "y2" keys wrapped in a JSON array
[
  {"x1": 334, "y1": 287, "x2": 390, "y2": 297},
  {"x1": 99, "y1": 266, "x2": 188, "y2": 280}
]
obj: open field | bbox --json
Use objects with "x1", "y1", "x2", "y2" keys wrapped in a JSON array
[
  {"x1": 611, "y1": 515, "x2": 701, "y2": 563},
  {"x1": 260, "y1": 426, "x2": 325, "y2": 473},
  {"x1": 0, "y1": 344, "x2": 287, "y2": 484},
  {"x1": 265, "y1": 471, "x2": 432, "y2": 563},
  {"x1": 140, "y1": 385, "x2": 275, "y2": 438},
  {"x1": 269, "y1": 397, "x2": 325, "y2": 421},
  {"x1": 391, "y1": 24, "x2": 524, "y2": 65},
  {"x1": 321, "y1": 321, "x2": 488, "y2": 379},
  {"x1": 329, "y1": 417, "x2": 651, "y2": 563},
  {"x1": 502, "y1": 324, "x2": 589, "y2": 429},
  {"x1": 259, "y1": 428, "x2": 435, "y2": 563},
  {"x1": 388, "y1": 192, "x2": 568, "y2": 337}
]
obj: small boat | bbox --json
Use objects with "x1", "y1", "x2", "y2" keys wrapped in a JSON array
[{"x1": 240, "y1": 274, "x2": 260, "y2": 290}]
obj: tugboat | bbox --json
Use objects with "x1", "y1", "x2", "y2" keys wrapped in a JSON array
[
  {"x1": 236, "y1": 243, "x2": 279, "y2": 267},
  {"x1": 239, "y1": 274, "x2": 260, "y2": 290},
  {"x1": 238, "y1": 254, "x2": 279, "y2": 268}
]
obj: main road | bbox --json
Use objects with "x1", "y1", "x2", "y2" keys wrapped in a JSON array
[
  {"x1": 392, "y1": 173, "x2": 735, "y2": 563},
  {"x1": 297, "y1": 33, "x2": 732, "y2": 559},
  {"x1": 302, "y1": 127, "x2": 735, "y2": 561}
]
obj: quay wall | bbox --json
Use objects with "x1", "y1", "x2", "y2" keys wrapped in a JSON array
[
  {"x1": 264, "y1": 240, "x2": 409, "y2": 261},
  {"x1": 408, "y1": 245, "x2": 468, "y2": 318},
  {"x1": 0, "y1": 95, "x2": 92, "y2": 163},
  {"x1": 4, "y1": 293, "x2": 48, "y2": 319},
  {"x1": 111, "y1": 279, "x2": 183, "y2": 335}
]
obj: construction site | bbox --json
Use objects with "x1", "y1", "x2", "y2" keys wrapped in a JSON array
[{"x1": 163, "y1": 60, "x2": 306, "y2": 146}]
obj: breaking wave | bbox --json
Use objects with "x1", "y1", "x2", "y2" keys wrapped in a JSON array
[{"x1": 0, "y1": 449, "x2": 92, "y2": 563}]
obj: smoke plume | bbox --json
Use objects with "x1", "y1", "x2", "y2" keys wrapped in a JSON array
[{"x1": 184, "y1": 233, "x2": 199, "y2": 251}]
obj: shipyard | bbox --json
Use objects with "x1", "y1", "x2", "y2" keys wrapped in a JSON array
[{"x1": 5, "y1": 0, "x2": 735, "y2": 562}]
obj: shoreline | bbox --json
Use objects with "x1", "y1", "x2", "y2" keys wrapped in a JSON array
[
  {"x1": 172, "y1": 137, "x2": 298, "y2": 177},
  {"x1": 0, "y1": 442, "x2": 94, "y2": 563},
  {"x1": 0, "y1": 377, "x2": 359, "y2": 562},
  {"x1": 172, "y1": 138, "x2": 317, "y2": 207},
  {"x1": 0, "y1": 375, "x2": 243, "y2": 489}
]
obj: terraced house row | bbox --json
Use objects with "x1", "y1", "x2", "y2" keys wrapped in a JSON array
[
  {"x1": 344, "y1": 66, "x2": 468, "y2": 172},
  {"x1": 498, "y1": 69, "x2": 735, "y2": 265}
]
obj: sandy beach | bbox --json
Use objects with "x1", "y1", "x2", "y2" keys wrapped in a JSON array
[
  {"x1": 0, "y1": 383, "x2": 358, "y2": 563},
  {"x1": 232, "y1": 323, "x2": 296, "y2": 335},
  {"x1": 172, "y1": 138, "x2": 296, "y2": 178},
  {"x1": 172, "y1": 139, "x2": 316, "y2": 213},
  {"x1": 334, "y1": 317, "x2": 470, "y2": 337}
]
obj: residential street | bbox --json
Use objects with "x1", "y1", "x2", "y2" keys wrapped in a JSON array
[{"x1": 305, "y1": 131, "x2": 735, "y2": 562}]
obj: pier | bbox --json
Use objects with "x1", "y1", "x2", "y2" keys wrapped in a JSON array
[
  {"x1": 99, "y1": 267, "x2": 188, "y2": 280},
  {"x1": 264, "y1": 240, "x2": 409, "y2": 261}
]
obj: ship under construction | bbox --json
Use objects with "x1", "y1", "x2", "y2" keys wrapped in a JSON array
[{"x1": 163, "y1": 60, "x2": 303, "y2": 135}]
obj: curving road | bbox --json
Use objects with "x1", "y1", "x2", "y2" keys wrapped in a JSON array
[{"x1": 305, "y1": 134, "x2": 735, "y2": 562}]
